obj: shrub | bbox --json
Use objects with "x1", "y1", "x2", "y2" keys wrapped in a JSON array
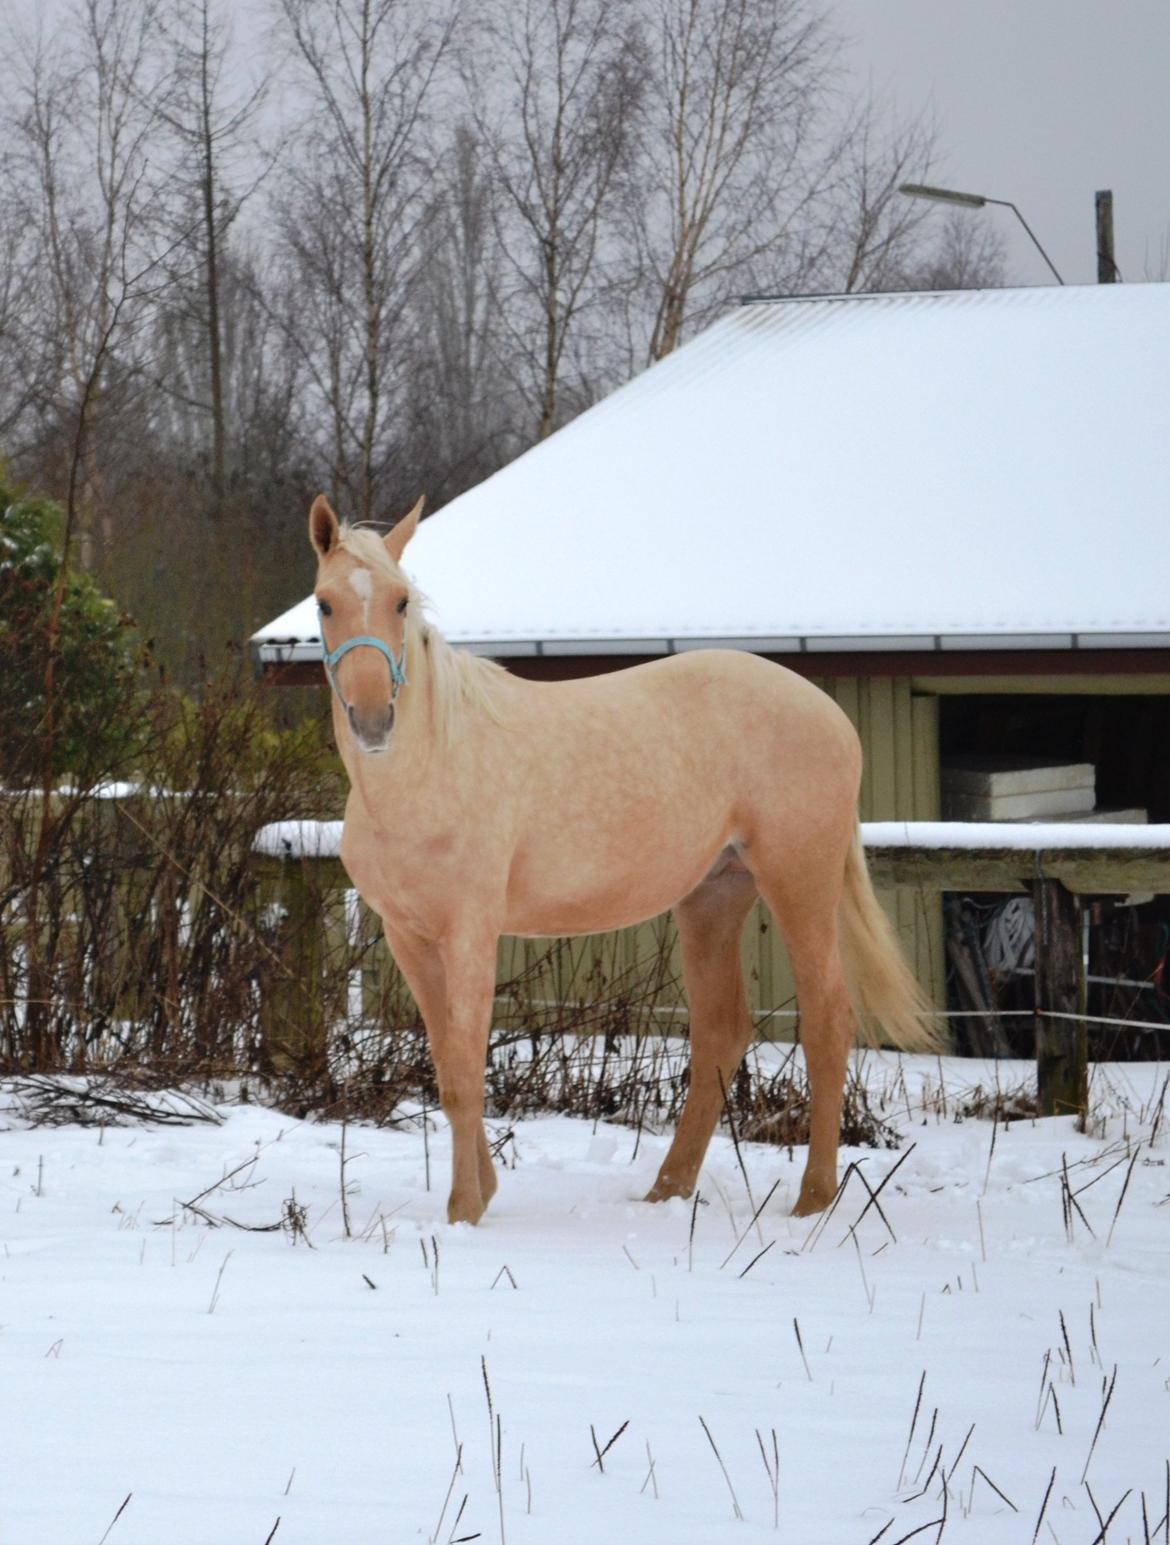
[{"x1": 0, "y1": 486, "x2": 145, "y2": 783}]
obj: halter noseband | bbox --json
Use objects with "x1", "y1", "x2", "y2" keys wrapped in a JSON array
[{"x1": 321, "y1": 630, "x2": 408, "y2": 707}]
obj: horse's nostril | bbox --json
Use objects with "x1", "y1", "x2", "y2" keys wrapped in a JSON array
[{"x1": 346, "y1": 700, "x2": 394, "y2": 751}]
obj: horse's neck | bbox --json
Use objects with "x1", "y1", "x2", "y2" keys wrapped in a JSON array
[{"x1": 336, "y1": 647, "x2": 447, "y2": 811}]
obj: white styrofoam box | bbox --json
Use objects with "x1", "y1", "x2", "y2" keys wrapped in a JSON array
[
  {"x1": 941, "y1": 756, "x2": 1095, "y2": 797},
  {"x1": 942, "y1": 785, "x2": 1098, "y2": 821},
  {"x1": 1013, "y1": 807, "x2": 1148, "y2": 826}
]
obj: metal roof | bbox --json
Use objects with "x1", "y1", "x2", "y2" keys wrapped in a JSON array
[{"x1": 253, "y1": 284, "x2": 1170, "y2": 666}]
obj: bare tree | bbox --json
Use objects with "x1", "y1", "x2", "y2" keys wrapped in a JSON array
[
  {"x1": 468, "y1": 0, "x2": 641, "y2": 441},
  {"x1": 631, "y1": 0, "x2": 833, "y2": 363},
  {"x1": 0, "y1": 160, "x2": 44, "y2": 444},
  {"x1": 824, "y1": 101, "x2": 938, "y2": 295},
  {"x1": 906, "y1": 207, "x2": 1008, "y2": 291},
  {"x1": 7, "y1": 0, "x2": 173, "y2": 565},
  {"x1": 273, "y1": 0, "x2": 457, "y2": 522},
  {"x1": 149, "y1": 0, "x2": 272, "y2": 522},
  {"x1": 402, "y1": 123, "x2": 521, "y2": 500}
]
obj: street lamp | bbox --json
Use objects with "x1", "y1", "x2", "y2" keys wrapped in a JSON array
[{"x1": 899, "y1": 182, "x2": 1065, "y2": 285}]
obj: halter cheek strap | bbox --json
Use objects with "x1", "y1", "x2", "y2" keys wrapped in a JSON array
[{"x1": 322, "y1": 633, "x2": 408, "y2": 706}]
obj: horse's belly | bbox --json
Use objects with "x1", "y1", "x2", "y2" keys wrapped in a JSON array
[{"x1": 503, "y1": 844, "x2": 729, "y2": 937}]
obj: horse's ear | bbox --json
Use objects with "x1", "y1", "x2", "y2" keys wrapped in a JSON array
[
  {"x1": 385, "y1": 495, "x2": 424, "y2": 563},
  {"x1": 309, "y1": 495, "x2": 341, "y2": 558}
]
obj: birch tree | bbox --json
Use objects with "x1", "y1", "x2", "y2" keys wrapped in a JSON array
[
  {"x1": 632, "y1": 0, "x2": 833, "y2": 363},
  {"x1": 468, "y1": 0, "x2": 640, "y2": 441},
  {"x1": 274, "y1": 0, "x2": 457, "y2": 522}
]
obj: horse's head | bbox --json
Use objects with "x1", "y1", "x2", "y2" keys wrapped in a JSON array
[{"x1": 308, "y1": 494, "x2": 423, "y2": 755}]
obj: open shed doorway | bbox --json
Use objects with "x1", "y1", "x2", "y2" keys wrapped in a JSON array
[{"x1": 938, "y1": 693, "x2": 1170, "y2": 1060}]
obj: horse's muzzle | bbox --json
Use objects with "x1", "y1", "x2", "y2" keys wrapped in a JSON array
[{"x1": 347, "y1": 701, "x2": 395, "y2": 754}]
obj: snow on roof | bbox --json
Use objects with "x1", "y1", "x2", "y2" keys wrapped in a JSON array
[{"x1": 254, "y1": 284, "x2": 1170, "y2": 663}]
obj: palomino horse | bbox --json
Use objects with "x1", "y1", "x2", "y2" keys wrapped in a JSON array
[{"x1": 309, "y1": 495, "x2": 936, "y2": 1224}]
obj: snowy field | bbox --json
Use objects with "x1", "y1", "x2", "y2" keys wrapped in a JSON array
[{"x1": 1, "y1": 1054, "x2": 1167, "y2": 1545}]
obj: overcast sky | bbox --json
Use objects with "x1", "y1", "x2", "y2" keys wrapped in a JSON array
[
  {"x1": 835, "y1": 0, "x2": 1170, "y2": 285},
  {"x1": 10, "y1": 0, "x2": 1169, "y2": 288}
]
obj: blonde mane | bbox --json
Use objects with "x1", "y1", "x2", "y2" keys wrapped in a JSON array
[{"x1": 338, "y1": 523, "x2": 507, "y2": 746}]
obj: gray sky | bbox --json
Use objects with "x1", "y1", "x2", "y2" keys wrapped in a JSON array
[
  {"x1": 835, "y1": 0, "x2": 1170, "y2": 285},
  {"x1": 10, "y1": 0, "x2": 1169, "y2": 288}
]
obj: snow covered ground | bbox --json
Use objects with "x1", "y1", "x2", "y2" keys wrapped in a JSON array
[{"x1": 1, "y1": 1055, "x2": 1167, "y2": 1545}]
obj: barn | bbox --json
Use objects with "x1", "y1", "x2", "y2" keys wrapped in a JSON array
[{"x1": 252, "y1": 283, "x2": 1170, "y2": 1029}]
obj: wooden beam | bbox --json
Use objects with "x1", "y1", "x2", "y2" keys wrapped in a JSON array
[
  {"x1": 865, "y1": 846, "x2": 1170, "y2": 895},
  {"x1": 911, "y1": 673, "x2": 1170, "y2": 697}
]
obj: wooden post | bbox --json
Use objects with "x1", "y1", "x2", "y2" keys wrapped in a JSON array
[
  {"x1": 1095, "y1": 190, "x2": 1117, "y2": 283},
  {"x1": 254, "y1": 852, "x2": 346, "y2": 1075},
  {"x1": 1030, "y1": 878, "x2": 1088, "y2": 1120}
]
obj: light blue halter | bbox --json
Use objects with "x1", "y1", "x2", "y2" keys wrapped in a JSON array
[{"x1": 321, "y1": 628, "x2": 408, "y2": 706}]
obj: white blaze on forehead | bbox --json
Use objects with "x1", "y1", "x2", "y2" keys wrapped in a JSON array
[
  {"x1": 348, "y1": 567, "x2": 374, "y2": 601},
  {"x1": 348, "y1": 566, "x2": 373, "y2": 628}
]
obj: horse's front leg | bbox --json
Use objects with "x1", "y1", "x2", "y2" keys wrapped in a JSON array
[
  {"x1": 387, "y1": 925, "x2": 498, "y2": 1224},
  {"x1": 430, "y1": 930, "x2": 498, "y2": 1225}
]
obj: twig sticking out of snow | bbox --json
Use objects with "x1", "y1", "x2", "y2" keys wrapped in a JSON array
[
  {"x1": 429, "y1": 1444, "x2": 464, "y2": 1545},
  {"x1": 1106, "y1": 1145, "x2": 1142, "y2": 1247},
  {"x1": 96, "y1": 1492, "x2": 132, "y2": 1544},
  {"x1": 755, "y1": 1427, "x2": 780, "y2": 1530},
  {"x1": 897, "y1": 1371, "x2": 927, "y2": 1490},
  {"x1": 718, "y1": 1069, "x2": 758, "y2": 1229},
  {"x1": 698, "y1": 1416, "x2": 743, "y2": 1522},
  {"x1": 720, "y1": 1177, "x2": 782, "y2": 1271},
  {"x1": 1081, "y1": 1365, "x2": 1119, "y2": 1485},
  {"x1": 1031, "y1": 1466, "x2": 1057, "y2": 1544},
  {"x1": 792, "y1": 1317, "x2": 812, "y2": 1382},
  {"x1": 207, "y1": 1250, "x2": 232, "y2": 1314},
  {"x1": 1085, "y1": 1482, "x2": 1132, "y2": 1544},
  {"x1": 589, "y1": 1420, "x2": 629, "y2": 1472},
  {"x1": 1059, "y1": 1310, "x2": 1076, "y2": 1388},
  {"x1": 639, "y1": 1441, "x2": 659, "y2": 1500},
  {"x1": 969, "y1": 1463, "x2": 1017, "y2": 1513},
  {"x1": 738, "y1": 1238, "x2": 775, "y2": 1280},
  {"x1": 687, "y1": 1189, "x2": 702, "y2": 1272},
  {"x1": 882, "y1": 1511, "x2": 945, "y2": 1544},
  {"x1": 482, "y1": 1357, "x2": 505, "y2": 1545}
]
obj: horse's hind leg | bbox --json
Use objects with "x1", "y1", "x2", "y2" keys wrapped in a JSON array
[
  {"x1": 752, "y1": 862, "x2": 855, "y2": 1217},
  {"x1": 646, "y1": 857, "x2": 758, "y2": 1203}
]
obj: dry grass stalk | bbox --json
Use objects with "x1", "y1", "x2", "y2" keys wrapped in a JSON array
[
  {"x1": 96, "y1": 1495, "x2": 132, "y2": 1544},
  {"x1": 698, "y1": 1416, "x2": 743, "y2": 1522}
]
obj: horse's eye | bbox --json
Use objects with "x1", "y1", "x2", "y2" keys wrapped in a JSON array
[
  {"x1": 317, "y1": 599, "x2": 332, "y2": 618},
  {"x1": 397, "y1": 597, "x2": 408, "y2": 615}
]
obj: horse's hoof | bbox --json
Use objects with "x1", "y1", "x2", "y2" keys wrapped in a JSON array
[
  {"x1": 644, "y1": 1179, "x2": 691, "y2": 1203},
  {"x1": 447, "y1": 1192, "x2": 487, "y2": 1225},
  {"x1": 791, "y1": 1181, "x2": 835, "y2": 1217}
]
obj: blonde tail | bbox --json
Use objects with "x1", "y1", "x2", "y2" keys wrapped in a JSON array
[{"x1": 839, "y1": 829, "x2": 943, "y2": 1053}]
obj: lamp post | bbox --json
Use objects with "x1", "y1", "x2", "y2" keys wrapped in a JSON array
[{"x1": 899, "y1": 182, "x2": 1065, "y2": 285}]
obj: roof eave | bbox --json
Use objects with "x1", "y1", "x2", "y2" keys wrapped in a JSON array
[{"x1": 251, "y1": 629, "x2": 1170, "y2": 669}]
